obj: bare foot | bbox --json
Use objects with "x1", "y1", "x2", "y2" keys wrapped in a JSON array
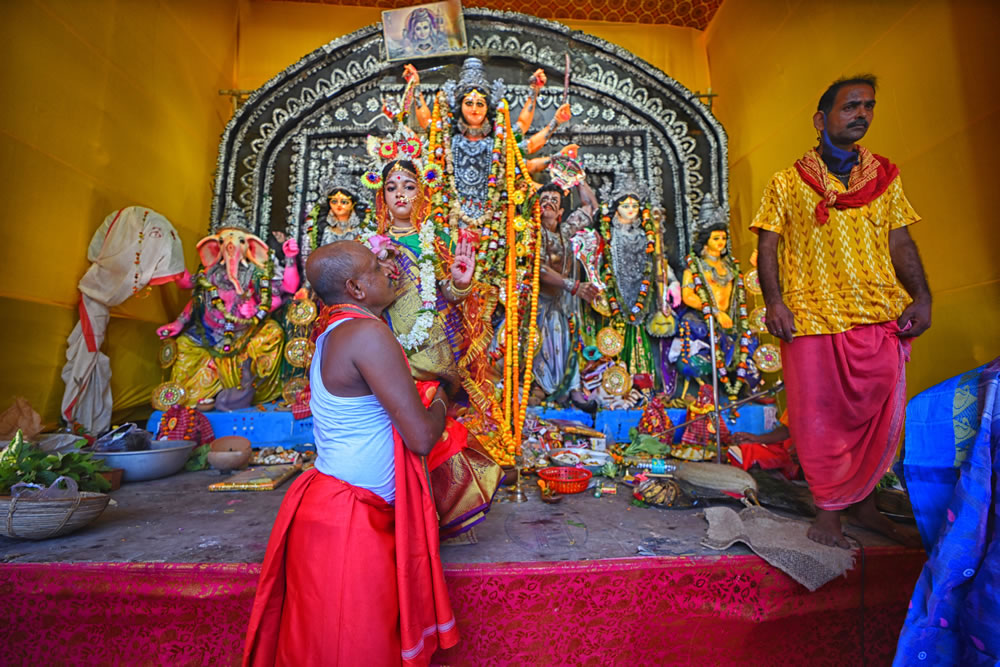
[
  {"x1": 808, "y1": 509, "x2": 851, "y2": 549},
  {"x1": 847, "y1": 494, "x2": 923, "y2": 548}
]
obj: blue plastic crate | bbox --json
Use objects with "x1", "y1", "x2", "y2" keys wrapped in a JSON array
[
  {"x1": 147, "y1": 402, "x2": 316, "y2": 450},
  {"x1": 593, "y1": 403, "x2": 777, "y2": 444},
  {"x1": 530, "y1": 407, "x2": 595, "y2": 428}
]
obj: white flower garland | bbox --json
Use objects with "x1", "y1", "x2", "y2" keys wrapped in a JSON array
[{"x1": 396, "y1": 217, "x2": 438, "y2": 350}]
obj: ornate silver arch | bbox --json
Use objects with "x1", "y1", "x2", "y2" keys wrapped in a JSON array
[{"x1": 210, "y1": 9, "x2": 728, "y2": 272}]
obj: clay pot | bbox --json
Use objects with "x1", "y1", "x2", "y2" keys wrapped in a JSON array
[
  {"x1": 98, "y1": 468, "x2": 124, "y2": 491},
  {"x1": 206, "y1": 436, "x2": 252, "y2": 472}
]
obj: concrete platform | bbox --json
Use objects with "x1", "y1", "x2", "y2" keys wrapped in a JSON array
[{"x1": 0, "y1": 467, "x2": 899, "y2": 565}]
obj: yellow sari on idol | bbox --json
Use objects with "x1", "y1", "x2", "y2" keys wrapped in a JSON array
[
  {"x1": 381, "y1": 228, "x2": 505, "y2": 538},
  {"x1": 383, "y1": 228, "x2": 466, "y2": 388}
]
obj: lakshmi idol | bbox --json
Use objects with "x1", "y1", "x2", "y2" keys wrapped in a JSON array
[{"x1": 299, "y1": 172, "x2": 368, "y2": 271}]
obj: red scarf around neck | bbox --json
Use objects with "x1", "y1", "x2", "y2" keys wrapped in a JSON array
[{"x1": 794, "y1": 146, "x2": 899, "y2": 225}]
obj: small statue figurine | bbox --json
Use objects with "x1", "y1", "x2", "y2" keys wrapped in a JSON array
[
  {"x1": 299, "y1": 172, "x2": 368, "y2": 273},
  {"x1": 156, "y1": 205, "x2": 300, "y2": 408},
  {"x1": 531, "y1": 178, "x2": 600, "y2": 404},
  {"x1": 589, "y1": 174, "x2": 677, "y2": 383},
  {"x1": 670, "y1": 195, "x2": 761, "y2": 401}
]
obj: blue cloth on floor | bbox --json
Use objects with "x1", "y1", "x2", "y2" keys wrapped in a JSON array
[{"x1": 894, "y1": 357, "x2": 1000, "y2": 665}]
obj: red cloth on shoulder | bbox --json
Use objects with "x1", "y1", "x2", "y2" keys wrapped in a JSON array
[
  {"x1": 327, "y1": 305, "x2": 459, "y2": 664},
  {"x1": 242, "y1": 469, "x2": 399, "y2": 666},
  {"x1": 794, "y1": 148, "x2": 899, "y2": 225}
]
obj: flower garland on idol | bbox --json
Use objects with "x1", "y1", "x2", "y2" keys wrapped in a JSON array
[
  {"x1": 685, "y1": 253, "x2": 753, "y2": 400},
  {"x1": 598, "y1": 201, "x2": 656, "y2": 325},
  {"x1": 359, "y1": 129, "x2": 440, "y2": 351}
]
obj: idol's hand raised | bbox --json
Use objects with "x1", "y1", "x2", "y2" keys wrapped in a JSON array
[
  {"x1": 451, "y1": 236, "x2": 477, "y2": 289},
  {"x1": 402, "y1": 64, "x2": 420, "y2": 86},
  {"x1": 529, "y1": 69, "x2": 547, "y2": 92}
]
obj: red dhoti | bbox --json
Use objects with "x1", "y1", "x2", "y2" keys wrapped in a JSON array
[
  {"x1": 781, "y1": 322, "x2": 910, "y2": 511},
  {"x1": 243, "y1": 468, "x2": 400, "y2": 666}
]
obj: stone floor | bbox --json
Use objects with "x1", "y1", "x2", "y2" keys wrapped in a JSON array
[{"x1": 0, "y1": 467, "x2": 899, "y2": 565}]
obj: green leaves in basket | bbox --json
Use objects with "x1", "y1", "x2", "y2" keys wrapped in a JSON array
[
  {"x1": 0, "y1": 430, "x2": 111, "y2": 495},
  {"x1": 185, "y1": 444, "x2": 210, "y2": 471}
]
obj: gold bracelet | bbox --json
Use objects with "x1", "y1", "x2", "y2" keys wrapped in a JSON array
[
  {"x1": 430, "y1": 397, "x2": 447, "y2": 414},
  {"x1": 448, "y1": 279, "x2": 473, "y2": 298}
]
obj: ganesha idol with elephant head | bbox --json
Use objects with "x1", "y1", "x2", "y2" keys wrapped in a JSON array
[{"x1": 155, "y1": 205, "x2": 299, "y2": 408}]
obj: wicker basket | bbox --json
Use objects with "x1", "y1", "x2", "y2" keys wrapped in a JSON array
[
  {"x1": 0, "y1": 478, "x2": 111, "y2": 540},
  {"x1": 537, "y1": 467, "x2": 593, "y2": 495}
]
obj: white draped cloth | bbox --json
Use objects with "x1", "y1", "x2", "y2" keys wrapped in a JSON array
[{"x1": 60, "y1": 207, "x2": 185, "y2": 435}]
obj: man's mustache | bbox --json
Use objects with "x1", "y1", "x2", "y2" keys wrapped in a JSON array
[{"x1": 849, "y1": 120, "x2": 868, "y2": 129}]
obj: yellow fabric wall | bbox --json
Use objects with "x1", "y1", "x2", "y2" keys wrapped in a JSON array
[
  {"x1": 0, "y1": 0, "x2": 239, "y2": 426},
  {"x1": 235, "y1": 1, "x2": 710, "y2": 92},
  {"x1": 5, "y1": 0, "x2": 995, "y2": 426},
  {"x1": 705, "y1": 0, "x2": 1000, "y2": 398}
]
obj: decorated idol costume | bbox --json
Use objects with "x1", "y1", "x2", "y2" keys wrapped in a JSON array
[
  {"x1": 533, "y1": 196, "x2": 592, "y2": 400},
  {"x1": 750, "y1": 143, "x2": 918, "y2": 511},
  {"x1": 671, "y1": 196, "x2": 761, "y2": 401},
  {"x1": 156, "y1": 205, "x2": 299, "y2": 408},
  {"x1": 576, "y1": 174, "x2": 679, "y2": 406}
]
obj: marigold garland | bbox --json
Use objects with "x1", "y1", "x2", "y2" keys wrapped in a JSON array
[{"x1": 598, "y1": 204, "x2": 656, "y2": 325}]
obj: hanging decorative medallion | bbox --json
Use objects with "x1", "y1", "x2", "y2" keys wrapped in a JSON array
[
  {"x1": 753, "y1": 344, "x2": 782, "y2": 373},
  {"x1": 595, "y1": 326, "x2": 625, "y2": 358},
  {"x1": 287, "y1": 298, "x2": 318, "y2": 327},
  {"x1": 749, "y1": 306, "x2": 768, "y2": 334},
  {"x1": 152, "y1": 382, "x2": 186, "y2": 411},
  {"x1": 591, "y1": 292, "x2": 612, "y2": 317},
  {"x1": 282, "y1": 377, "x2": 309, "y2": 405},
  {"x1": 158, "y1": 338, "x2": 178, "y2": 368},
  {"x1": 601, "y1": 363, "x2": 633, "y2": 396},
  {"x1": 284, "y1": 337, "x2": 315, "y2": 368},
  {"x1": 744, "y1": 268, "x2": 762, "y2": 295}
]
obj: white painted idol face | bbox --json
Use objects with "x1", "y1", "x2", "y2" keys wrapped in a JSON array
[
  {"x1": 539, "y1": 190, "x2": 563, "y2": 222},
  {"x1": 616, "y1": 196, "x2": 640, "y2": 224}
]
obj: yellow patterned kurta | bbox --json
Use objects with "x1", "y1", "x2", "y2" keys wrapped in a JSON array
[{"x1": 750, "y1": 161, "x2": 920, "y2": 336}]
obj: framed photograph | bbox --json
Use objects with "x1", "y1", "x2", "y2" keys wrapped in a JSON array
[{"x1": 383, "y1": 0, "x2": 468, "y2": 62}]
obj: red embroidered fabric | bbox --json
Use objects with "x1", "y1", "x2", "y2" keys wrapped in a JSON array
[{"x1": 1, "y1": 550, "x2": 924, "y2": 665}]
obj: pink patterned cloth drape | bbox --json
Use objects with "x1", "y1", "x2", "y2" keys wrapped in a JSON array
[{"x1": 0, "y1": 550, "x2": 924, "y2": 666}]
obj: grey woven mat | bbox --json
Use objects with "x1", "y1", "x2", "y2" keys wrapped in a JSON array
[{"x1": 702, "y1": 505, "x2": 856, "y2": 591}]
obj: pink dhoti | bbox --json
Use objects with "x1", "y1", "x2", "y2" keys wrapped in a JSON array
[{"x1": 781, "y1": 322, "x2": 910, "y2": 511}]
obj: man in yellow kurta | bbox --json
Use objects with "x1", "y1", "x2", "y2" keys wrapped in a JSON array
[{"x1": 751, "y1": 75, "x2": 931, "y2": 548}]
